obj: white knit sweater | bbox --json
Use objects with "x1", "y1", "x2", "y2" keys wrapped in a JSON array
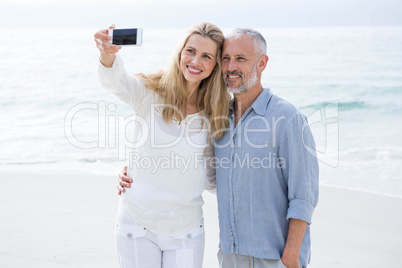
[{"x1": 98, "y1": 55, "x2": 215, "y2": 235}]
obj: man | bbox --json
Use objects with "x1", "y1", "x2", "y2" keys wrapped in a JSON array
[{"x1": 118, "y1": 28, "x2": 319, "y2": 268}]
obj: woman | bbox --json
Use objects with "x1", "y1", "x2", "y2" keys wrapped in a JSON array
[{"x1": 94, "y1": 22, "x2": 229, "y2": 268}]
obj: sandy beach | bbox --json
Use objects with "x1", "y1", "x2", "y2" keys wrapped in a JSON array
[{"x1": 0, "y1": 172, "x2": 401, "y2": 267}]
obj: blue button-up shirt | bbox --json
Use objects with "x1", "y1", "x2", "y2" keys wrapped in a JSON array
[{"x1": 213, "y1": 88, "x2": 319, "y2": 266}]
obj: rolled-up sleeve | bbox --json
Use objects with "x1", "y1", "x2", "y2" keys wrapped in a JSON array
[
  {"x1": 97, "y1": 55, "x2": 149, "y2": 111},
  {"x1": 279, "y1": 114, "x2": 319, "y2": 224}
]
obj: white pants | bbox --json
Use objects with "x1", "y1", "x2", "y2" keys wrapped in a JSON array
[{"x1": 115, "y1": 207, "x2": 205, "y2": 268}]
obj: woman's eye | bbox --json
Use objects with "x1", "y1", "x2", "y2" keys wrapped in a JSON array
[{"x1": 203, "y1": 55, "x2": 211, "y2": 59}]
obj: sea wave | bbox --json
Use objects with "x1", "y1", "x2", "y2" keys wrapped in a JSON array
[
  {"x1": 340, "y1": 146, "x2": 402, "y2": 161},
  {"x1": 300, "y1": 101, "x2": 369, "y2": 111},
  {"x1": 77, "y1": 157, "x2": 119, "y2": 163}
]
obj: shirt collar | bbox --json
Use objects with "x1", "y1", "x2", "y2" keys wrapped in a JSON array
[
  {"x1": 251, "y1": 88, "x2": 273, "y2": 115},
  {"x1": 229, "y1": 88, "x2": 273, "y2": 116},
  {"x1": 229, "y1": 98, "x2": 235, "y2": 112}
]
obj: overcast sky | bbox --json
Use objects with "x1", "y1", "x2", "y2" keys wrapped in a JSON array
[{"x1": 0, "y1": 0, "x2": 401, "y2": 29}]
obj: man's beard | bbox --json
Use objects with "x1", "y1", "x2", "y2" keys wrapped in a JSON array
[{"x1": 225, "y1": 65, "x2": 258, "y2": 95}]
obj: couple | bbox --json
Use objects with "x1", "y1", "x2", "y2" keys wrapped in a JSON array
[{"x1": 94, "y1": 22, "x2": 319, "y2": 268}]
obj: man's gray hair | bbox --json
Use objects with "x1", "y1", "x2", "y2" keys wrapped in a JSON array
[{"x1": 226, "y1": 28, "x2": 267, "y2": 57}]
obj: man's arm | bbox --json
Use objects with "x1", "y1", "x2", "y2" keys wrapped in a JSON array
[
  {"x1": 204, "y1": 137, "x2": 217, "y2": 194},
  {"x1": 278, "y1": 113, "x2": 319, "y2": 267},
  {"x1": 117, "y1": 166, "x2": 132, "y2": 195},
  {"x1": 281, "y1": 218, "x2": 308, "y2": 268}
]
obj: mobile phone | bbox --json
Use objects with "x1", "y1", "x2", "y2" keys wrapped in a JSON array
[{"x1": 108, "y1": 28, "x2": 143, "y2": 46}]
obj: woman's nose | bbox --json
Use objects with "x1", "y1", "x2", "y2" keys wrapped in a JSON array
[{"x1": 191, "y1": 55, "x2": 201, "y2": 65}]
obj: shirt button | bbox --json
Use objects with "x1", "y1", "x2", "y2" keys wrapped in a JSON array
[
  {"x1": 127, "y1": 233, "x2": 133, "y2": 239},
  {"x1": 186, "y1": 233, "x2": 192, "y2": 239}
]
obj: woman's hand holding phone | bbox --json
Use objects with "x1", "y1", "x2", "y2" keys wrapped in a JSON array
[{"x1": 94, "y1": 25, "x2": 121, "y2": 68}]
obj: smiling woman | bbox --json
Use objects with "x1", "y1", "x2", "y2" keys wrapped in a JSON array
[{"x1": 94, "y1": 22, "x2": 230, "y2": 268}]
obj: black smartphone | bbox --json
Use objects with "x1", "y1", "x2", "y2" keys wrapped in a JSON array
[{"x1": 108, "y1": 28, "x2": 143, "y2": 46}]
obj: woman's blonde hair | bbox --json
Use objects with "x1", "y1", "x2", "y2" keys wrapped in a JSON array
[{"x1": 137, "y1": 22, "x2": 230, "y2": 139}]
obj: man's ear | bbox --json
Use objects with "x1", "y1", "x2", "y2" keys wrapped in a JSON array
[{"x1": 257, "y1": 55, "x2": 269, "y2": 73}]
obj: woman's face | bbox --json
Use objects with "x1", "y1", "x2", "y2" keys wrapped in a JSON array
[{"x1": 180, "y1": 34, "x2": 218, "y2": 88}]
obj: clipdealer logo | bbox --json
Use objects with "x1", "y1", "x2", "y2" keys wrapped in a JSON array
[
  {"x1": 304, "y1": 100, "x2": 339, "y2": 167},
  {"x1": 64, "y1": 100, "x2": 339, "y2": 167}
]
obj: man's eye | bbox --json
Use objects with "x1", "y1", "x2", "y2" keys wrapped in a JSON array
[{"x1": 222, "y1": 57, "x2": 229, "y2": 61}]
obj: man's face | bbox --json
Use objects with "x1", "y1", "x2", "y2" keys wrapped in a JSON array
[{"x1": 222, "y1": 36, "x2": 258, "y2": 94}]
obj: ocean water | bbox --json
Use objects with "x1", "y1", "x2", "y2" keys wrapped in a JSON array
[{"x1": 0, "y1": 27, "x2": 401, "y2": 197}]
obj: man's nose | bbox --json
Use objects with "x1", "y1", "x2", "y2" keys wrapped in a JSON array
[{"x1": 226, "y1": 59, "x2": 237, "y2": 71}]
